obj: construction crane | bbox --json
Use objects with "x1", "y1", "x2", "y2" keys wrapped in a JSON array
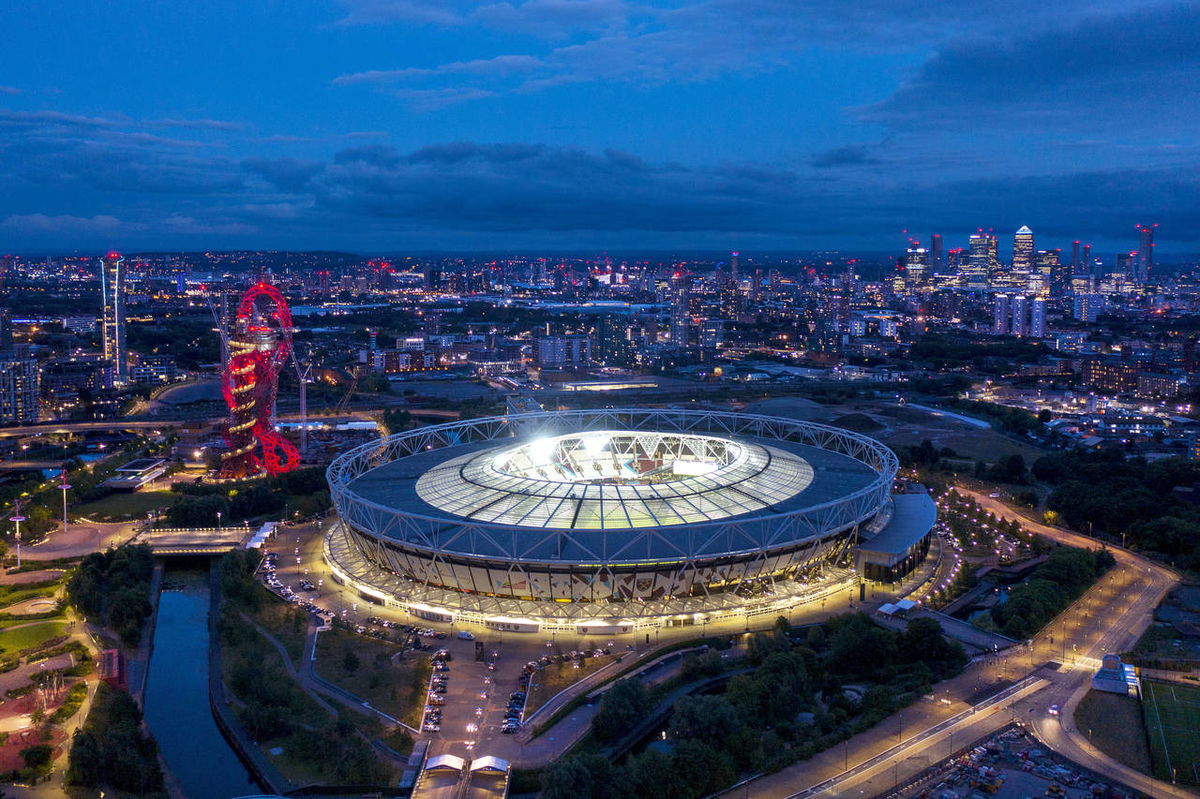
[
  {"x1": 290, "y1": 345, "x2": 312, "y2": 456},
  {"x1": 333, "y1": 365, "x2": 362, "y2": 419},
  {"x1": 205, "y1": 287, "x2": 230, "y2": 365}
]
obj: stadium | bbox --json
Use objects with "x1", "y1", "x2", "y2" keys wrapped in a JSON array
[{"x1": 324, "y1": 409, "x2": 917, "y2": 633}]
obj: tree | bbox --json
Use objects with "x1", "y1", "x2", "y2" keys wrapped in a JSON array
[
  {"x1": 20, "y1": 744, "x2": 53, "y2": 774},
  {"x1": 593, "y1": 679, "x2": 651, "y2": 743},
  {"x1": 667, "y1": 695, "x2": 741, "y2": 745}
]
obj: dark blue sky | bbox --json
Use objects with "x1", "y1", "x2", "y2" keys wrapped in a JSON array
[{"x1": 1, "y1": 0, "x2": 1197, "y2": 254}]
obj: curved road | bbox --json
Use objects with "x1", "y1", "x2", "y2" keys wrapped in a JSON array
[
  {"x1": 963, "y1": 489, "x2": 1193, "y2": 798},
  {"x1": 721, "y1": 489, "x2": 1186, "y2": 799}
]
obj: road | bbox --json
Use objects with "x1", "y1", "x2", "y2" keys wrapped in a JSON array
[
  {"x1": 965, "y1": 489, "x2": 1193, "y2": 799},
  {"x1": 720, "y1": 489, "x2": 1185, "y2": 798}
]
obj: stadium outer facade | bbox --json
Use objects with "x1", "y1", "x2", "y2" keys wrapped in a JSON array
[{"x1": 325, "y1": 409, "x2": 900, "y2": 634}]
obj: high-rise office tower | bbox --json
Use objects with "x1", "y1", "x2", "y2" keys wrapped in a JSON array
[
  {"x1": 1033, "y1": 249, "x2": 1061, "y2": 295},
  {"x1": 1116, "y1": 251, "x2": 1136, "y2": 277},
  {"x1": 0, "y1": 350, "x2": 39, "y2": 424},
  {"x1": 987, "y1": 231, "x2": 1000, "y2": 285},
  {"x1": 669, "y1": 270, "x2": 690, "y2": 348},
  {"x1": 1030, "y1": 298, "x2": 1047, "y2": 338},
  {"x1": 1012, "y1": 225, "x2": 1034, "y2": 280},
  {"x1": 964, "y1": 233, "x2": 990, "y2": 290},
  {"x1": 1082, "y1": 243, "x2": 1094, "y2": 277},
  {"x1": 730, "y1": 251, "x2": 739, "y2": 285},
  {"x1": 0, "y1": 309, "x2": 11, "y2": 351},
  {"x1": 1135, "y1": 224, "x2": 1156, "y2": 282},
  {"x1": 947, "y1": 248, "x2": 963, "y2": 272},
  {"x1": 100, "y1": 251, "x2": 128, "y2": 385},
  {"x1": 904, "y1": 247, "x2": 929, "y2": 288},
  {"x1": 930, "y1": 234, "x2": 944, "y2": 272},
  {"x1": 1071, "y1": 240, "x2": 1081, "y2": 272}
]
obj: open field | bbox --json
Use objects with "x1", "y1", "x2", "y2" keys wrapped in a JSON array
[
  {"x1": 0, "y1": 620, "x2": 68, "y2": 654},
  {"x1": 525, "y1": 654, "x2": 618, "y2": 716},
  {"x1": 1075, "y1": 689, "x2": 1153, "y2": 775},
  {"x1": 1143, "y1": 679, "x2": 1200, "y2": 785},
  {"x1": 313, "y1": 626, "x2": 430, "y2": 727},
  {"x1": 74, "y1": 489, "x2": 175, "y2": 522}
]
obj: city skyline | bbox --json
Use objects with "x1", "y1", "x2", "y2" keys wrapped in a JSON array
[{"x1": 1, "y1": 1, "x2": 1198, "y2": 252}]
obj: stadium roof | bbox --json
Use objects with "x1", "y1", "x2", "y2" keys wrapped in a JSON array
[{"x1": 349, "y1": 432, "x2": 877, "y2": 532}]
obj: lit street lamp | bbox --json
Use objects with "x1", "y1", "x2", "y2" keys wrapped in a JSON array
[
  {"x1": 58, "y1": 468, "x2": 71, "y2": 536},
  {"x1": 9, "y1": 500, "x2": 27, "y2": 569}
]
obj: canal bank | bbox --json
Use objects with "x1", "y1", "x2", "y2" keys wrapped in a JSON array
[
  {"x1": 141, "y1": 567, "x2": 269, "y2": 799},
  {"x1": 206, "y1": 562, "x2": 295, "y2": 796}
]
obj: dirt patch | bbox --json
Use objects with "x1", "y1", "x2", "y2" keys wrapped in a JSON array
[{"x1": 830, "y1": 413, "x2": 885, "y2": 434}]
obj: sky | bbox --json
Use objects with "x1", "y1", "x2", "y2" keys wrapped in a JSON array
[{"x1": 1, "y1": 0, "x2": 1198, "y2": 255}]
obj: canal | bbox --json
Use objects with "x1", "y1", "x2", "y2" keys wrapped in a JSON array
[{"x1": 143, "y1": 578, "x2": 260, "y2": 799}]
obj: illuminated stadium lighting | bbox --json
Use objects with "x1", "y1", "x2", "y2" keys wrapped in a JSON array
[{"x1": 325, "y1": 409, "x2": 905, "y2": 631}]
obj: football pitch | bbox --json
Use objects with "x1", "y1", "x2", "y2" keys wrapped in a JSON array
[{"x1": 1142, "y1": 679, "x2": 1200, "y2": 785}]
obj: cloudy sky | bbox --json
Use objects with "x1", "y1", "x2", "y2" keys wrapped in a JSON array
[{"x1": 1, "y1": 0, "x2": 1197, "y2": 254}]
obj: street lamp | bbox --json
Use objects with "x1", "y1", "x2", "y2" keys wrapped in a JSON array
[
  {"x1": 216, "y1": 510, "x2": 223, "y2": 536},
  {"x1": 9, "y1": 500, "x2": 27, "y2": 569},
  {"x1": 58, "y1": 468, "x2": 71, "y2": 536}
]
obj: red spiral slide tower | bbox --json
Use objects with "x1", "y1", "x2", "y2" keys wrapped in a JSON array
[{"x1": 218, "y1": 282, "x2": 301, "y2": 479}]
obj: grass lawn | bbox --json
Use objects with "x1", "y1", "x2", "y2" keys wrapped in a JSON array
[
  {"x1": 1142, "y1": 679, "x2": 1200, "y2": 785},
  {"x1": 0, "y1": 620, "x2": 68, "y2": 655},
  {"x1": 74, "y1": 490, "x2": 175, "y2": 522},
  {"x1": 525, "y1": 654, "x2": 619, "y2": 716},
  {"x1": 247, "y1": 586, "x2": 309, "y2": 665},
  {"x1": 1075, "y1": 689, "x2": 1153, "y2": 775},
  {"x1": 313, "y1": 626, "x2": 430, "y2": 727}
]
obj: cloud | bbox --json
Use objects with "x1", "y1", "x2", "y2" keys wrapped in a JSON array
[
  {"x1": 810, "y1": 144, "x2": 882, "y2": 168},
  {"x1": 243, "y1": 157, "x2": 326, "y2": 193},
  {"x1": 332, "y1": 0, "x2": 1177, "y2": 111},
  {"x1": 860, "y1": 3, "x2": 1200, "y2": 132},
  {"x1": 1, "y1": 213, "x2": 123, "y2": 234},
  {"x1": 0, "y1": 86, "x2": 22, "y2": 96},
  {"x1": 145, "y1": 118, "x2": 247, "y2": 131},
  {"x1": 335, "y1": 55, "x2": 543, "y2": 85}
]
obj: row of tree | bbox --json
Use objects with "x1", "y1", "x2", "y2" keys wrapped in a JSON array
[
  {"x1": 542, "y1": 614, "x2": 967, "y2": 799},
  {"x1": 1036, "y1": 450, "x2": 1200, "y2": 570},
  {"x1": 990, "y1": 546, "x2": 1115, "y2": 639},
  {"x1": 66, "y1": 544, "x2": 155, "y2": 645},
  {"x1": 167, "y1": 467, "x2": 331, "y2": 527},
  {"x1": 217, "y1": 551, "x2": 392, "y2": 785},
  {"x1": 66, "y1": 683, "x2": 164, "y2": 794}
]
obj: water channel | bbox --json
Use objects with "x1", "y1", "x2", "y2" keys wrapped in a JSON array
[{"x1": 143, "y1": 577, "x2": 260, "y2": 799}]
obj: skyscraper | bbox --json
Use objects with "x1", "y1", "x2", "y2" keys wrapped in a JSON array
[
  {"x1": 669, "y1": 270, "x2": 691, "y2": 349},
  {"x1": 964, "y1": 232, "x2": 990, "y2": 290},
  {"x1": 993, "y1": 294, "x2": 1011, "y2": 335},
  {"x1": 987, "y1": 231, "x2": 1000, "y2": 285},
  {"x1": 100, "y1": 252, "x2": 128, "y2": 385},
  {"x1": 1030, "y1": 298, "x2": 1047, "y2": 338},
  {"x1": 1011, "y1": 295, "x2": 1029, "y2": 337},
  {"x1": 904, "y1": 247, "x2": 929, "y2": 289},
  {"x1": 1012, "y1": 225, "x2": 1034, "y2": 284},
  {"x1": 1082, "y1": 243, "x2": 1094, "y2": 277},
  {"x1": 1135, "y1": 224, "x2": 1156, "y2": 283},
  {"x1": 1071, "y1": 240, "x2": 1081, "y2": 272},
  {"x1": 930, "y1": 234, "x2": 944, "y2": 272},
  {"x1": 0, "y1": 351, "x2": 39, "y2": 424}
]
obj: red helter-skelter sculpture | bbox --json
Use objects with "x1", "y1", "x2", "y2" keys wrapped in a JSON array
[{"x1": 218, "y1": 282, "x2": 301, "y2": 479}]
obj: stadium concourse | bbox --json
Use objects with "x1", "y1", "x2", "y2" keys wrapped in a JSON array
[{"x1": 323, "y1": 409, "x2": 938, "y2": 634}]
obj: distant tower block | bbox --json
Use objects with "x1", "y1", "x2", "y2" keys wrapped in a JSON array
[
  {"x1": 219, "y1": 282, "x2": 301, "y2": 479},
  {"x1": 101, "y1": 252, "x2": 128, "y2": 384}
]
